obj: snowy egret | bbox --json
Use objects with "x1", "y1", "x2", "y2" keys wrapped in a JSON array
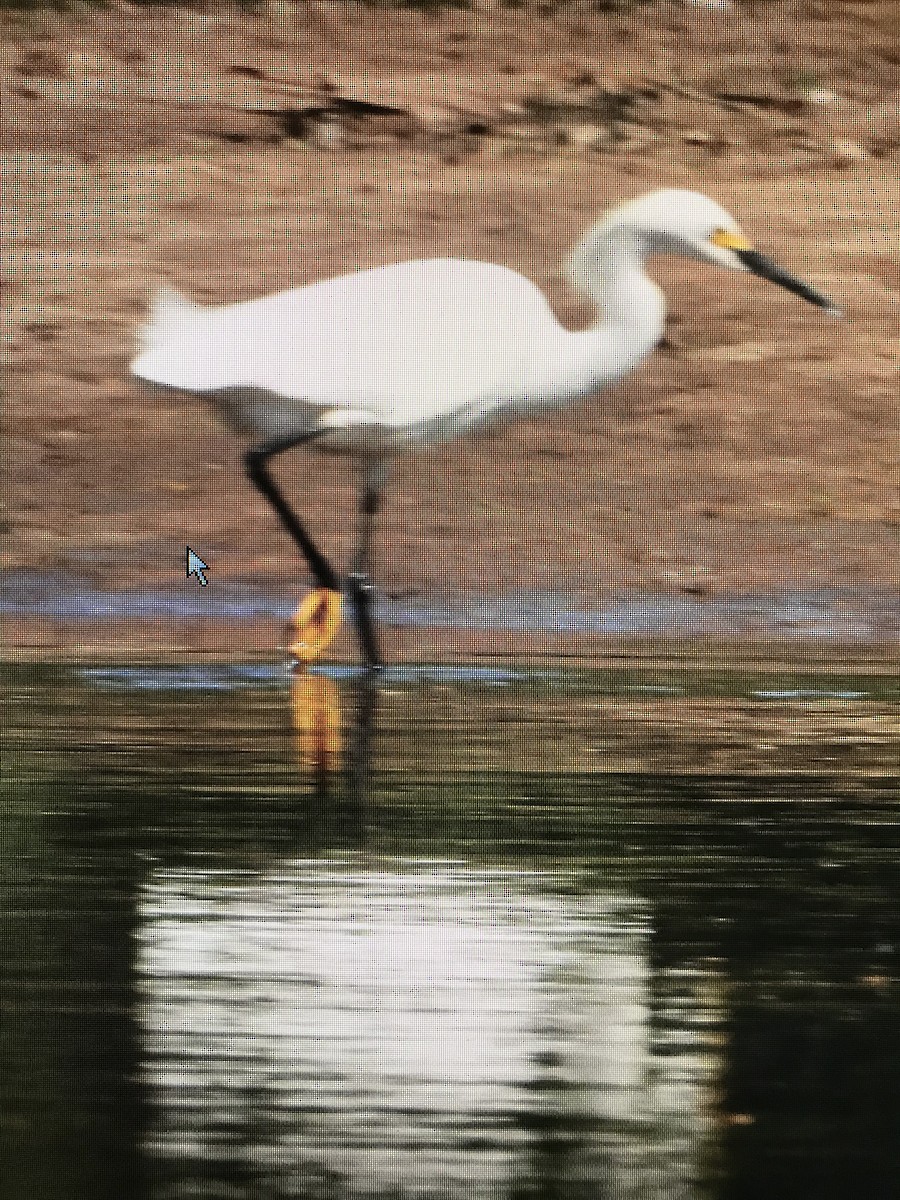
[{"x1": 131, "y1": 188, "x2": 838, "y2": 667}]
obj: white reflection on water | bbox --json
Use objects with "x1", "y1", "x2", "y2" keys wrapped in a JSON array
[{"x1": 136, "y1": 861, "x2": 720, "y2": 1198}]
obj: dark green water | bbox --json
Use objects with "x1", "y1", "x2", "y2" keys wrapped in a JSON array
[{"x1": 1, "y1": 662, "x2": 899, "y2": 1200}]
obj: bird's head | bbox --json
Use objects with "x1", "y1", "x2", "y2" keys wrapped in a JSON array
[
  {"x1": 606, "y1": 189, "x2": 840, "y2": 313},
  {"x1": 614, "y1": 189, "x2": 749, "y2": 265}
]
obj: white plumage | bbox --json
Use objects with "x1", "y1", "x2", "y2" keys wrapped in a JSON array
[{"x1": 133, "y1": 257, "x2": 660, "y2": 454}]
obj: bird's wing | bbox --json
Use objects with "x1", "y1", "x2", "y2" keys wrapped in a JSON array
[{"x1": 131, "y1": 260, "x2": 566, "y2": 427}]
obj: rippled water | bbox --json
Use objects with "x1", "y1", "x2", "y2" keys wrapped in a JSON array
[{"x1": 2, "y1": 661, "x2": 899, "y2": 1200}]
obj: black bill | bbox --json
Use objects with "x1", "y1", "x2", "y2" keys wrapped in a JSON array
[{"x1": 736, "y1": 248, "x2": 840, "y2": 314}]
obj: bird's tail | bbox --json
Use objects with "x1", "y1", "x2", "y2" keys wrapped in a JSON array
[
  {"x1": 131, "y1": 284, "x2": 206, "y2": 389},
  {"x1": 139, "y1": 284, "x2": 201, "y2": 352}
]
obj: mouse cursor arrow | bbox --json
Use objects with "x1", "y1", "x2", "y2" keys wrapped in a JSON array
[{"x1": 186, "y1": 546, "x2": 209, "y2": 587}]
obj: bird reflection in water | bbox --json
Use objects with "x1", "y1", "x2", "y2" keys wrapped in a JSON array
[
  {"x1": 135, "y1": 661, "x2": 723, "y2": 1198},
  {"x1": 290, "y1": 653, "x2": 380, "y2": 815},
  {"x1": 290, "y1": 669, "x2": 343, "y2": 772}
]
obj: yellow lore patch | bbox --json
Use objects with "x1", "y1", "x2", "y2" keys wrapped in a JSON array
[{"x1": 710, "y1": 227, "x2": 753, "y2": 252}]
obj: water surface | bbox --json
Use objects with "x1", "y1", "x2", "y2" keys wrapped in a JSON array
[{"x1": 1, "y1": 662, "x2": 898, "y2": 1200}]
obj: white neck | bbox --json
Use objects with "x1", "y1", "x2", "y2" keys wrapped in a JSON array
[
  {"x1": 453, "y1": 223, "x2": 669, "y2": 433},
  {"x1": 492, "y1": 229, "x2": 667, "y2": 427},
  {"x1": 572, "y1": 223, "x2": 666, "y2": 354}
]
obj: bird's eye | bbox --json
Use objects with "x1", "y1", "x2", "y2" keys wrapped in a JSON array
[{"x1": 710, "y1": 227, "x2": 753, "y2": 252}]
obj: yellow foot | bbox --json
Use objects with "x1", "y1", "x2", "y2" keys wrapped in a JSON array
[{"x1": 289, "y1": 587, "x2": 343, "y2": 664}]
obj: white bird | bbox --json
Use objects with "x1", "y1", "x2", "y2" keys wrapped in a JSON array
[{"x1": 131, "y1": 188, "x2": 837, "y2": 668}]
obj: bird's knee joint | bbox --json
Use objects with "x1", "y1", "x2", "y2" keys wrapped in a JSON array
[{"x1": 347, "y1": 571, "x2": 376, "y2": 599}]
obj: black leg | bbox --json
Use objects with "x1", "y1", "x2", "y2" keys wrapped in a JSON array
[
  {"x1": 245, "y1": 435, "x2": 384, "y2": 668},
  {"x1": 245, "y1": 433, "x2": 340, "y2": 592},
  {"x1": 347, "y1": 486, "x2": 382, "y2": 669}
]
